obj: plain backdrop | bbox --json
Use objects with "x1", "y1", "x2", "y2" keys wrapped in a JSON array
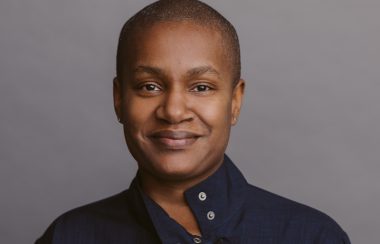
[{"x1": 1, "y1": 0, "x2": 379, "y2": 243}]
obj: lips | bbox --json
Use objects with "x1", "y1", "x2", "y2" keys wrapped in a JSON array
[{"x1": 148, "y1": 130, "x2": 201, "y2": 150}]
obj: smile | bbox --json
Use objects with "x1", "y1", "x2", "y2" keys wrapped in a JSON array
[{"x1": 148, "y1": 130, "x2": 201, "y2": 150}]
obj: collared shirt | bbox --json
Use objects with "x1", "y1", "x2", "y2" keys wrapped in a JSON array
[{"x1": 36, "y1": 155, "x2": 350, "y2": 244}]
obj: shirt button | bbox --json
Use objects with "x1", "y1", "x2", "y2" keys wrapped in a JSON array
[
  {"x1": 193, "y1": 237, "x2": 202, "y2": 243},
  {"x1": 198, "y1": 192, "x2": 207, "y2": 201},
  {"x1": 207, "y1": 211, "x2": 215, "y2": 220}
]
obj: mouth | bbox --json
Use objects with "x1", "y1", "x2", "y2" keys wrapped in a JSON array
[{"x1": 148, "y1": 130, "x2": 202, "y2": 150}]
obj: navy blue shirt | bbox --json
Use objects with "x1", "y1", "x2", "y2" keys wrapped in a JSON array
[{"x1": 36, "y1": 155, "x2": 350, "y2": 243}]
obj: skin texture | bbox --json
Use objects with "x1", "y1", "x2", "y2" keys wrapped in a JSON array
[{"x1": 113, "y1": 21, "x2": 244, "y2": 235}]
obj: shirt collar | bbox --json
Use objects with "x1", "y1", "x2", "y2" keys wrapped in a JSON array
[
  {"x1": 127, "y1": 154, "x2": 249, "y2": 243},
  {"x1": 184, "y1": 154, "x2": 248, "y2": 234}
]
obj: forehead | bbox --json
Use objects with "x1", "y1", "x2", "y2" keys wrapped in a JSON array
[{"x1": 121, "y1": 21, "x2": 232, "y2": 80}]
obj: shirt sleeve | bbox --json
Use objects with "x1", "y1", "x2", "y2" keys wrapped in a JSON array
[{"x1": 317, "y1": 221, "x2": 351, "y2": 244}]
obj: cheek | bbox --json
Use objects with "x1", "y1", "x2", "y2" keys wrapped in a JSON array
[
  {"x1": 123, "y1": 97, "x2": 157, "y2": 132},
  {"x1": 194, "y1": 96, "x2": 232, "y2": 128}
]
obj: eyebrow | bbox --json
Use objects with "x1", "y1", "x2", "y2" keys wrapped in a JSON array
[
  {"x1": 133, "y1": 66, "x2": 165, "y2": 76},
  {"x1": 186, "y1": 65, "x2": 221, "y2": 79},
  {"x1": 132, "y1": 65, "x2": 221, "y2": 79}
]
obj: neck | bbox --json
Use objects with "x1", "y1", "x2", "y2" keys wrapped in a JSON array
[
  {"x1": 140, "y1": 169, "x2": 220, "y2": 236},
  {"x1": 138, "y1": 158, "x2": 224, "y2": 235},
  {"x1": 140, "y1": 172, "x2": 201, "y2": 235},
  {"x1": 141, "y1": 174, "x2": 189, "y2": 206},
  {"x1": 140, "y1": 157, "x2": 224, "y2": 204}
]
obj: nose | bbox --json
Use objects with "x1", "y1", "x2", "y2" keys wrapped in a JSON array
[{"x1": 156, "y1": 89, "x2": 193, "y2": 124}]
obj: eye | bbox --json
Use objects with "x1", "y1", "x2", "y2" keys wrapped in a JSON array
[
  {"x1": 191, "y1": 84, "x2": 212, "y2": 92},
  {"x1": 135, "y1": 81, "x2": 163, "y2": 96},
  {"x1": 140, "y1": 83, "x2": 161, "y2": 92}
]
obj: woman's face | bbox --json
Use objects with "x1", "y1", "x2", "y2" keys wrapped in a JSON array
[{"x1": 114, "y1": 21, "x2": 244, "y2": 183}]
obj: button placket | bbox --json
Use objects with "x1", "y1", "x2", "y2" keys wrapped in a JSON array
[
  {"x1": 207, "y1": 211, "x2": 215, "y2": 220},
  {"x1": 193, "y1": 237, "x2": 202, "y2": 243},
  {"x1": 198, "y1": 192, "x2": 207, "y2": 201}
]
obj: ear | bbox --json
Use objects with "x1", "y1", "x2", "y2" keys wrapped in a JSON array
[
  {"x1": 231, "y1": 79, "x2": 245, "y2": 125},
  {"x1": 113, "y1": 77, "x2": 123, "y2": 124}
]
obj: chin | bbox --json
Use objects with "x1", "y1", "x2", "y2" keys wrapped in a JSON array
[
  {"x1": 148, "y1": 152, "x2": 223, "y2": 184},
  {"x1": 143, "y1": 153, "x2": 204, "y2": 181}
]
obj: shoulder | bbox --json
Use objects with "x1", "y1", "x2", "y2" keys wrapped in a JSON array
[
  {"x1": 35, "y1": 189, "x2": 145, "y2": 244},
  {"x1": 242, "y1": 184, "x2": 351, "y2": 243},
  {"x1": 245, "y1": 184, "x2": 337, "y2": 223},
  {"x1": 54, "y1": 189, "x2": 133, "y2": 225}
]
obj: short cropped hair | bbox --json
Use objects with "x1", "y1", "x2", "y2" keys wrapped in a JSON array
[{"x1": 116, "y1": 0, "x2": 241, "y2": 85}]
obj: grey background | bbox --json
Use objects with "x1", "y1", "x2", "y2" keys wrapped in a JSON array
[{"x1": 1, "y1": 0, "x2": 379, "y2": 243}]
